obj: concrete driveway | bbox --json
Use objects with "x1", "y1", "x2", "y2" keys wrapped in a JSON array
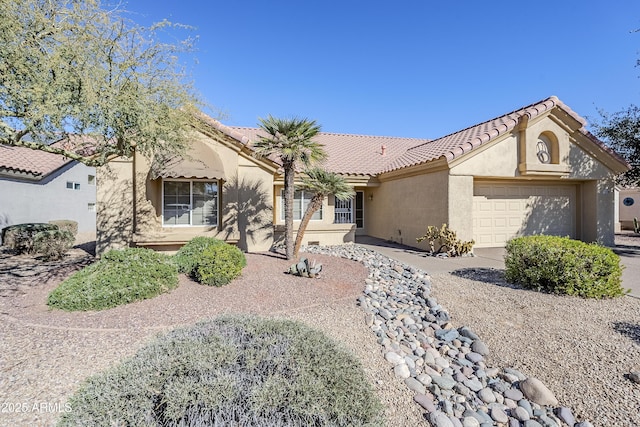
[{"x1": 355, "y1": 236, "x2": 640, "y2": 298}]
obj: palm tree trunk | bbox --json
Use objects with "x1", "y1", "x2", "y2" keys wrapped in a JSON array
[
  {"x1": 293, "y1": 195, "x2": 323, "y2": 258},
  {"x1": 283, "y1": 162, "x2": 295, "y2": 259}
]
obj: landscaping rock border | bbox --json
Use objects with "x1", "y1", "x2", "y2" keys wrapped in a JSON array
[{"x1": 304, "y1": 244, "x2": 591, "y2": 427}]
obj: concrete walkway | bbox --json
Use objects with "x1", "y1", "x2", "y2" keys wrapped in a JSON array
[{"x1": 355, "y1": 236, "x2": 640, "y2": 298}]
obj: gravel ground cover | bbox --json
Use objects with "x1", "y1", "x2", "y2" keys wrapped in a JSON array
[
  {"x1": 1, "y1": 236, "x2": 638, "y2": 426},
  {"x1": 429, "y1": 235, "x2": 640, "y2": 426},
  {"x1": 0, "y1": 248, "x2": 425, "y2": 427}
]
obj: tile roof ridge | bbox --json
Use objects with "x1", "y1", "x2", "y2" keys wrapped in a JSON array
[
  {"x1": 230, "y1": 126, "x2": 431, "y2": 141},
  {"x1": 406, "y1": 96, "x2": 560, "y2": 152},
  {"x1": 194, "y1": 113, "x2": 252, "y2": 145},
  {"x1": 317, "y1": 131, "x2": 430, "y2": 140}
]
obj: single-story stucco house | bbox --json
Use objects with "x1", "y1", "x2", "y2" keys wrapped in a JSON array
[
  {"x1": 0, "y1": 144, "x2": 97, "y2": 242},
  {"x1": 95, "y1": 96, "x2": 630, "y2": 256}
]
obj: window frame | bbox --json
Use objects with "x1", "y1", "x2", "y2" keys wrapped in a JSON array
[
  {"x1": 280, "y1": 189, "x2": 323, "y2": 221},
  {"x1": 334, "y1": 191, "x2": 363, "y2": 229},
  {"x1": 161, "y1": 179, "x2": 220, "y2": 228}
]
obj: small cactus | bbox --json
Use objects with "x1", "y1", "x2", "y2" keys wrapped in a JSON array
[{"x1": 287, "y1": 257, "x2": 322, "y2": 278}]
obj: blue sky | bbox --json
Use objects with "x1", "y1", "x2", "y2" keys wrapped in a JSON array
[{"x1": 127, "y1": 1, "x2": 640, "y2": 139}]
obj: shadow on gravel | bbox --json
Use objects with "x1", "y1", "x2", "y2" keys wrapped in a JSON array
[
  {"x1": 612, "y1": 321, "x2": 640, "y2": 345},
  {"x1": 450, "y1": 267, "x2": 524, "y2": 291},
  {"x1": 0, "y1": 249, "x2": 94, "y2": 297}
]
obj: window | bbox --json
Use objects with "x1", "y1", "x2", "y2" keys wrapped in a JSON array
[
  {"x1": 334, "y1": 191, "x2": 363, "y2": 228},
  {"x1": 163, "y1": 180, "x2": 218, "y2": 226},
  {"x1": 88, "y1": 175, "x2": 96, "y2": 185},
  {"x1": 280, "y1": 190, "x2": 322, "y2": 221},
  {"x1": 88, "y1": 203, "x2": 96, "y2": 212},
  {"x1": 66, "y1": 181, "x2": 80, "y2": 190}
]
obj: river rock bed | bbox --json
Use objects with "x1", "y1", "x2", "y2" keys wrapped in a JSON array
[{"x1": 304, "y1": 244, "x2": 591, "y2": 427}]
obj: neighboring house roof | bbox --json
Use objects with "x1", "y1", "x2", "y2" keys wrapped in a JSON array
[
  {"x1": 228, "y1": 96, "x2": 629, "y2": 176},
  {"x1": 0, "y1": 144, "x2": 73, "y2": 179},
  {"x1": 0, "y1": 134, "x2": 100, "y2": 180}
]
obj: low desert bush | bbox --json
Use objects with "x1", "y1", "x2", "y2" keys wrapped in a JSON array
[
  {"x1": 47, "y1": 247, "x2": 178, "y2": 311},
  {"x1": 1, "y1": 223, "x2": 59, "y2": 254},
  {"x1": 173, "y1": 236, "x2": 226, "y2": 274},
  {"x1": 57, "y1": 316, "x2": 384, "y2": 427},
  {"x1": 48, "y1": 219, "x2": 78, "y2": 236},
  {"x1": 505, "y1": 235, "x2": 626, "y2": 299},
  {"x1": 33, "y1": 229, "x2": 75, "y2": 260},
  {"x1": 175, "y1": 237, "x2": 246, "y2": 286},
  {"x1": 416, "y1": 223, "x2": 474, "y2": 256}
]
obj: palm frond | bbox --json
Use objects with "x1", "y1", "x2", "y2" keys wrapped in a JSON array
[{"x1": 299, "y1": 167, "x2": 355, "y2": 200}]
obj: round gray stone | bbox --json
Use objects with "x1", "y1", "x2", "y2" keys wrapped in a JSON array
[
  {"x1": 414, "y1": 393, "x2": 437, "y2": 412},
  {"x1": 461, "y1": 417, "x2": 480, "y2": 427},
  {"x1": 504, "y1": 387, "x2": 524, "y2": 401},
  {"x1": 512, "y1": 405, "x2": 531, "y2": 421},
  {"x1": 555, "y1": 407, "x2": 576, "y2": 426},
  {"x1": 384, "y1": 351, "x2": 404, "y2": 365},
  {"x1": 405, "y1": 377, "x2": 426, "y2": 395},
  {"x1": 490, "y1": 407, "x2": 509, "y2": 424},
  {"x1": 518, "y1": 399, "x2": 534, "y2": 417},
  {"x1": 465, "y1": 352, "x2": 484, "y2": 363},
  {"x1": 429, "y1": 411, "x2": 455, "y2": 427},
  {"x1": 463, "y1": 377, "x2": 483, "y2": 392},
  {"x1": 520, "y1": 377, "x2": 558, "y2": 406},
  {"x1": 394, "y1": 363, "x2": 411, "y2": 379},
  {"x1": 432, "y1": 374, "x2": 456, "y2": 390},
  {"x1": 471, "y1": 340, "x2": 490, "y2": 356},
  {"x1": 477, "y1": 387, "x2": 496, "y2": 404}
]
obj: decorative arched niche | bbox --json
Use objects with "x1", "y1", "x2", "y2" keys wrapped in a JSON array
[
  {"x1": 519, "y1": 130, "x2": 570, "y2": 176},
  {"x1": 535, "y1": 131, "x2": 559, "y2": 165}
]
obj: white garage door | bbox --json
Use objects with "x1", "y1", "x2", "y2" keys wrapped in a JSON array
[{"x1": 472, "y1": 182, "x2": 576, "y2": 248}]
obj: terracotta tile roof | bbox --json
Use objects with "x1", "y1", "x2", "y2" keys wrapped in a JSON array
[
  {"x1": 384, "y1": 97, "x2": 564, "y2": 172},
  {"x1": 229, "y1": 127, "x2": 428, "y2": 175},
  {"x1": 0, "y1": 144, "x2": 73, "y2": 178},
  {"x1": 206, "y1": 96, "x2": 630, "y2": 176}
]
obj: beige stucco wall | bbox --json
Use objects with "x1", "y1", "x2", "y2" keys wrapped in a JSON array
[
  {"x1": 368, "y1": 169, "x2": 450, "y2": 249},
  {"x1": 447, "y1": 175, "x2": 474, "y2": 242},
  {"x1": 96, "y1": 130, "x2": 275, "y2": 255},
  {"x1": 446, "y1": 114, "x2": 619, "y2": 246},
  {"x1": 96, "y1": 158, "x2": 134, "y2": 255},
  {"x1": 272, "y1": 185, "x2": 357, "y2": 247}
]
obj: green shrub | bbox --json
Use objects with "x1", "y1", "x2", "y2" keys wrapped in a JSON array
[
  {"x1": 173, "y1": 236, "x2": 226, "y2": 275},
  {"x1": 33, "y1": 229, "x2": 75, "y2": 260},
  {"x1": 174, "y1": 237, "x2": 246, "y2": 286},
  {"x1": 47, "y1": 247, "x2": 178, "y2": 311},
  {"x1": 48, "y1": 219, "x2": 78, "y2": 236},
  {"x1": 57, "y1": 316, "x2": 384, "y2": 427},
  {"x1": 505, "y1": 235, "x2": 626, "y2": 299},
  {"x1": 1, "y1": 223, "x2": 59, "y2": 254},
  {"x1": 195, "y1": 244, "x2": 247, "y2": 286}
]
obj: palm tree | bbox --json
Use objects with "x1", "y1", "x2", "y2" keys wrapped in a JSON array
[
  {"x1": 253, "y1": 116, "x2": 327, "y2": 259},
  {"x1": 293, "y1": 167, "x2": 355, "y2": 258}
]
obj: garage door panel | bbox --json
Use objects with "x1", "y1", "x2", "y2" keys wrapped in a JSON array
[{"x1": 473, "y1": 182, "x2": 576, "y2": 248}]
